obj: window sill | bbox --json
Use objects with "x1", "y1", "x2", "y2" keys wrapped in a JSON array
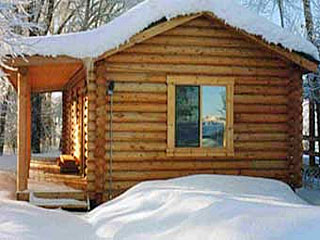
[{"x1": 166, "y1": 148, "x2": 234, "y2": 157}]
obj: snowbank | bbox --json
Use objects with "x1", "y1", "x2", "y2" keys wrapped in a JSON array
[
  {"x1": 0, "y1": 200, "x2": 93, "y2": 240},
  {"x1": 1, "y1": 174, "x2": 320, "y2": 240},
  {"x1": 87, "y1": 175, "x2": 320, "y2": 240},
  {"x1": 24, "y1": 0, "x2": 319, "y2": 61}
]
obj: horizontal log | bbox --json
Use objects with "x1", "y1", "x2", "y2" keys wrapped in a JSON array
[
  {"x1": 235, "y1": 114, "x2": 288, "y2": 123},
  {"x1": 114, "y1": 82, "x2": 166, "y2": 93},
  {"x1": 106, "y1": 160, "x2": 288, "y2": 171},
  {"x1": 234, "y1": 104, "x2": 287, "y2": 114},
  {"x1": 113, "y1": 92, "x2": 167, "y2": 103},
  {"x1": 106, "y1": 63, "x2": 289, "y2": 77},
  {"x1": 235, "y1": 142, "x2": 288, "y2": 150},
  {"x1": 107, "y1": 171, "x2": 290, "y2": 192},
  {"x1": 110, "y1": 168, "x2": 286, "y2": 181},
  {"x1": 234, "y1": 85, "x2": 288, "y2": 95},
  {"x1": 104, "y1": 142, "x2": 167, "y2": 152},
  {"x1": 104, "y1": 72, "x2": 166, "y2": 83},
  {"x1": 108, "y1": 54, "x2": 285, "y2": 68},
  {"x1": 234, "y1": 124, "x2": 289, "y2": 133},
  {"x1": 182, "y1": 18, "x2": 224, "y2": 28},
  {"x1": 105, "y1": 112, "x2": 167, "y2": 123},
  {"x1": 241, "y1": 169, "x2": 289, "y2": 178},
  {"x1": 108, "y1": 181, "x2": 139, "y2": 190},
  {"x1": 234, "y1": 133, "x2": 288, "y2": 142},
  {"x1": 145, "y1": 36, "x2": 259, "y2": 49},
  {"x1": 105, "y1": 132, "x2": 167, "y2": 142},
  {"x1": 234, "y1": 95, "x2": 287, "y2": 104},
  {"x1": 105, "y1": 123, "x2": 167, "y2": 132},
  {"x1": 107, "y1": 103, "x2": 167, "y2": 113},
  {"x1": 163, "y1": 27, "x2": 242, "y2": 38},
  {"x1": 124, "y1": 44, "x2": 275, "y2": 58},
  {"x1": 107, "y1": 151, "x2": 288, "y2": 161}
]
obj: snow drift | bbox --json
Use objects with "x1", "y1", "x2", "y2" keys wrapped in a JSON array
[
  {"x1": 2, "y1": 174, "x2": 320, "y2": 240},
  {"x1": 24, "y1": 0, "x2": 319, "y2": 61},
  {"x1": 87, "y1": 175, "x2": 320, "y2": 240}
]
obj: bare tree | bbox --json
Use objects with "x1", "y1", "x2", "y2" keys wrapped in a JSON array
[
  {"x1": 0, "y1": 0, "x2": 32, "y2": 155},
  {"x1": 277, "y1": 0, "x2": 285, "y2": 28},
  {"x1": 302, "y1": 0, "x2": 314, "y2": 42}
]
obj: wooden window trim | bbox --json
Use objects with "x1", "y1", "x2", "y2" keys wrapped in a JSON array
[{"x1": 167, "y1": 75, "x2": 234, "y2": 157}]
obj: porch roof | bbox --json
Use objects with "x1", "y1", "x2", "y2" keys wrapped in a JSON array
[{"x1": 7, "y1": 56, "x2": 83, "y2": 93}]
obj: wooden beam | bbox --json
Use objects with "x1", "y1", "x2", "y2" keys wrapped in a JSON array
[
  {"x1": 17, "y1": 67, "x2": 31, "y2": 192},
  {"x1": 11, "y1": 56, "x2": 82, "y2": 67}
]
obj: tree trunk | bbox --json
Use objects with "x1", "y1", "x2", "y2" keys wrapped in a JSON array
[
  {"x1": 0, "y1": 96, "x2": 8, "y2": 156},
  {"x1": 302, "y1": 0, "x2": 314, "y2": 42},
  {"x1": 310, "y1": 100, "x2": 316, "y2": 166},
  {"x1": 277, "y1": 0, "x2": 285, "y2": 28},
  {"x1": 44, "y1": 0, "x2": 55, "y2": 34},
  {"x1": 31, "y1": 94, "x2": 42, "y2": 153}
]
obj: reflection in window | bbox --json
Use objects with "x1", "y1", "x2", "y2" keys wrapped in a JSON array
[
  {"x1": 202, "y1": 86, "x2": 226, "y2": 148},
  {"x1": 175, "y1": 86, "x2": 200, "y2": 147},
  {"x1": 175, "y1": 85, "x2": 226, "y2": 148}
]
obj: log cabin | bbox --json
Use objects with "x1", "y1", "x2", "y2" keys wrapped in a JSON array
[{"x1": 5, "y1": 0, "x2": 320, "y2": 208}]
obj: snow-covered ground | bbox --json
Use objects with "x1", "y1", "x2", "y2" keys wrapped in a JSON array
[{"x1": 2, "y1": 154, "x2": 320, "y2": 239}]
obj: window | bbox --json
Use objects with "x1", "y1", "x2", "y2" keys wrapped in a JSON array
[{"x1": 167, "y1": 76, "x2": 234, "y2": 157}]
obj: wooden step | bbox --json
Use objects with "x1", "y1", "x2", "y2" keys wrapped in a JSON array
[
  {"x1": 29, "y1": 171, "x2": 87, "y2": 190},
  {"x1": 30, "y1": 161, "x2": 60, "y2": 174},
  {"x1": 17, "y1": 191, "x2": 89, "y2": 211},
  {"x1": 33, "y1": 191, "x2": 86, "y2": 201}
]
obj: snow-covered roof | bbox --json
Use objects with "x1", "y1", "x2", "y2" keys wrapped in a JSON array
[{"x1": 24, "y1": 0, "x2": 319, "y2": 62}]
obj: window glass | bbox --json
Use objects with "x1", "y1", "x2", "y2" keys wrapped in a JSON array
[
  {"x1": 175, "y1": 86, "x2": 200, "y2": 147},
  {"x1": 202, "y1": 86, "x2": 226, "y2": 148}
]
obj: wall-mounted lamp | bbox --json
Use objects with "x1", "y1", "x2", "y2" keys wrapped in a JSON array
[{"x1": 107, "y1": 80, "x2": 115, "y2": 95}]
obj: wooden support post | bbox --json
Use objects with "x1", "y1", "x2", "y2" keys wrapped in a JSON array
[
  {"x1": 83, "y1": 58, "x2": 97, "y2": 200},
  {"x1": 26, "y1": 81, "x2": 31, "y2": 178},
  {"x1": 309, "y1": 100, "x2": 315, "y2": 166},
  {"x1": 17, "y1": 67, "x2": 31, "y2": 192}
]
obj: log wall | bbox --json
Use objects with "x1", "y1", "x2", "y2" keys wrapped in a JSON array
[
  {"x1": 91, "y1": 16, "x2": 303, "y2": 201},
  {"x1": 61, "y1": 69, "x2": 87, "y2": 174}
]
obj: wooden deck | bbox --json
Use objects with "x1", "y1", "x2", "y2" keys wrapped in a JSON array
[
  {"x1": 17, "y1": 157, "x2": 89, "y2": 210},
  {"x1": 29, "y1": 157, "x2": 86, "y2": 190}
]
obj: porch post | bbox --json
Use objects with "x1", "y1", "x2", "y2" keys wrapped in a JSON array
[{"x1": 17, "y1": 67, "x2": 31, "y2": 192}]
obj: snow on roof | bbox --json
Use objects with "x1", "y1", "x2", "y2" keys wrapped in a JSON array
[{"x1": 25, "y1": 0, "x2": 319, "y2": 61}]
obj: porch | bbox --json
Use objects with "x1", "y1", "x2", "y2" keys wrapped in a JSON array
[{"x1": 8, "y1": 56, "x2": 90, "y2": 209}]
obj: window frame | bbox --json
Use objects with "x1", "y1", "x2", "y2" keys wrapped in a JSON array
[{"x1": 167, "y1": 75, "x2": 234, "y2": 157}]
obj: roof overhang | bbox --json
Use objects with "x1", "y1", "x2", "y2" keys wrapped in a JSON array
[{"x1": 5, "y1": 56, "x2": 83, "y2": 93}]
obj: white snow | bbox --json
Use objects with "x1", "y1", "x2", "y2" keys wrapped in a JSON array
[
  {"x1": 23, "y1": 0, "x2": 319, "y2": 61},
  {"x1": 2, "y1": 172, "x2": 320, "y2": 239},
  {"x1": 0, "y1": 200, "x2": 93, "y2": 240},
  {"x1": 29, "y1": 192, "x2": 87, "y2": 208},
  {"x1": 87, "y1": 175, "x2": 320, "y2": 240}
]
